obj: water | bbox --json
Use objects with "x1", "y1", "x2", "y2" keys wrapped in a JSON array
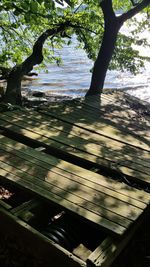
[
  {"x1": 25, "y1": 30, "x2": 150, "y2": 103},
  {"x1": 25, "y1": 40, "x2": 93, "y2": 98}
]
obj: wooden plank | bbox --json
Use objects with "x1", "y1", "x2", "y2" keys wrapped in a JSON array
[
  {"x1": 2, "y1": 108, "x2": 150, "y2": 152},
  {"x1": 11, "y1": 110, "x2": 150, "y2": 167},
  {"x1": 82, "y1": 96, "x2": 126, "y2": 113},
  {"x1": 6, "y1": 110, "x2": 150, "y2": 173},
  {"x1": 0, "y1": 145, "x2": 147, "y2": 210},
  {"x1": 39, "y1": 98, "x2": 150, "y2": 147},
  {"x1": 83, "y1": 95, "x2": 150, "y2": 143},
  {"x1": 0, "y1": 115, "x2": 150, "y2": 185},
  {"x1": 0, "y1": 199, "x2": 12, "y2": 210},
  {"x1": 1, "y1": 140, "x2": 149, "y2": 237},
  {"x1": 0, "y1": 149, "x2": 144, "y2": 225},
  {"x1": 11, "y1": 199, "x2": 38, "y2": 215},
  {"x1": 36, "y1": 100, "x2": 150, "y2": 155},
  {"x1": 1, "y1": 111, "x2": 150, "y2": 170},
  {"x1": 0, "y1": 150, "x2": 138, "y2": 225},
  {"x1": 1, "y1": 116, "x2": 149, "y2": 186},
  {"x1": 0, "y1": 135, "x2": 149, "y2": 205},
  {"x1": 0, "y1": 166, "x2": 127, "y2": 235},
  {"x1": 38, "y1": 106, "x2": 150, "y2": 151},
  {"x1": 88, "y1": 205, "x2": 150, "y2": 267},
  {"x1": 87, "y1": 236, "x2": 128, "y2": 267}
]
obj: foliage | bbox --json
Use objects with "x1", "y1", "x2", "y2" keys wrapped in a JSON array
[
  {"x1": 0, "y1": 0, "x2": 150, "y2": 74},
  {"x1": 0, "y1": 0, "x2": 62, "y2": 67}
]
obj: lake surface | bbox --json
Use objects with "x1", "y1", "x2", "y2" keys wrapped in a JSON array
[{"x1": 24, "y1": 32, "x2": 150, "y2": 104}]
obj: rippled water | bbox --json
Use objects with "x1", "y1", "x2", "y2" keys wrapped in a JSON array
[{"x1": 25, "y1": 31, "x2": 150, "y2": 103}]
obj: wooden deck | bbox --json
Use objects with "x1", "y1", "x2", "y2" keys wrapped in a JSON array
[
  {"x1": 0, "y1": 93, "x2": 150, "y2": 266},
  {"x1": 0, "y1": 99, "x2": 149, "y2": 185}
]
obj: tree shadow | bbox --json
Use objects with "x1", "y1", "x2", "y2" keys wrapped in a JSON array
[{"x1": 0, "y1": 93, "x2": 150, "y2": 255}]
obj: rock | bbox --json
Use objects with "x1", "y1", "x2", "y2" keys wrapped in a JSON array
[
  {"x1": 22, "y1": 75, "x2": 38, "y2": 81},
  {"x1": 32, "y1": 91, "x2": 45, "y2": 98}
]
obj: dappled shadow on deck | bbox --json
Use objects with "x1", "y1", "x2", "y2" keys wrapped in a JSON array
[
  {"x1": 33, "y1": 92, "x2": 150, "y2": 185},
  {"x1": 0, "y1": 92, "x2": 150, "y2": 239}
]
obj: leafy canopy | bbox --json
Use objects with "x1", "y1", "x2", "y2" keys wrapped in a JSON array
[{"x1": 0, "y1": 0, "x2": 150, "y2": 74}]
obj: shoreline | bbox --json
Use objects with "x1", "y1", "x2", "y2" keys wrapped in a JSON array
[
  {"x1": 1, "y1": 76, "x2": 150, "y2": 106},
  {"x1": 21, "y1": 88, "x2": 150, "y2": 121},
  {"x1": 21, "y1": 85, "x2": 150, "y2": 103},
  {"x1": 0, "y1": 85, "x2": 150, "y2": 127}
]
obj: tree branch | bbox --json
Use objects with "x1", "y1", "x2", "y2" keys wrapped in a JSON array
[
  {"x1": 130, "y1": 0, "x2": 138, "y2": 6},
  {"x1": 119, "y1": 0, "x2": 150, "y2": 23},
  {"x1": 68, "y1": 22, "x2": 98, "y2": 34},
  {"x1": 7, "y1": 22, "x2": 71, "y2": 81},
  {"x1": 74, "y1": 2, "x2": 84, "y2": 13},
  {"x1": 5, "y1": 20, "x2": 95, "y2": 83}
]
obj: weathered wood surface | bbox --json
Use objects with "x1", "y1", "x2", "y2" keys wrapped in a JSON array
[
  {"x1": 38, "y1": 99, "x2": 150, "y2": 148},
  {"x1": 0, "y1": 199, "x2": 12, "y2": 210},
  {"x1": 0, "y1": 95, "x2": 149, "y2": 267},
  {"x1": 0, "y1": 208, "x2": 85, "y2": 267},
  {"x1": 0, "y1": 105, "x2": 149, "y2": 185},
  {"x1": 0, "y1": 135, "x2": 150, "y2": 236}
]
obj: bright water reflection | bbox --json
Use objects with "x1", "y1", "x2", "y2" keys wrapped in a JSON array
[{"x1": 24, "y1": 33, "x2": 150, "y2": 103}]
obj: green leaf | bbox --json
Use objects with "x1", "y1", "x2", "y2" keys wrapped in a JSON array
[
  {"x1": 30, "y1": 1, "x2": 38, "y2": 12},
  {"x1": 24, "y1": 13, "x2": 31, "y2": 22},
  {"x1": 37, "y1": 0, "x2": 43, "y2": 4},
  {"x1": 44, "y1": 0, "x2": 54, "y2": 9},
  {"x1": 21, "y1": 2, "x2": 29, "y2": 10}
]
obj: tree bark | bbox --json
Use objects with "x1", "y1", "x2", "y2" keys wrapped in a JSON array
[
  {"x1": 2, "y1": 23, "x2": 69, "y2": 105},
  {"x1": 4, "y1": 73, "x2": 22, "y2": 105},
  {"x1": 86, "y1": 0, "x2": 121, "y2": 96},
  {"x1": 86, "y1": 19, "x2": 120, "y2": 96},
  {"x1": 86, "y1": 0, "x2": 150, "y2": 97}
]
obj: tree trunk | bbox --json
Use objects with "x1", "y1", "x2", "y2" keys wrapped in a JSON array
[
  {"x1": 2, "y1": 23, "x2": 69, "y2": 105},
  {"x1": 3, "y1": 77, "x2": 22, "y2": 105},
  {"x1": 86, "y1": 0, "x2": 150, "y2": 97},
  {"x1": 86, "y1": 20, "x2": 120, "y2": 96},
  {"x1": 2, "y1": 65, "x2": 22, "y2": 105}
]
